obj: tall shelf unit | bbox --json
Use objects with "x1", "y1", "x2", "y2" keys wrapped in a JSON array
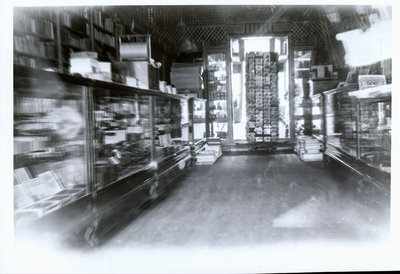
[
  {"x1": 13, "y1": 65, "x2": 193, "y2": 245},
  {"x1": 14, "y1": 7, "x2": 120, "y2": 73},
  {"x1": 293, "y1": 49, "x2": 313, "y2": 135},
  {"x1": 204, "y1": 50, "x2": 228, "y2": 140}
]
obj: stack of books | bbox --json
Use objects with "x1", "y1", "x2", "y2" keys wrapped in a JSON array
[
  {"x1": 195, "y1": 138, "x2": 222, "y2": 165},
  {"x1": 295, "y1": 136, "x2": 323, "y2": 162}
]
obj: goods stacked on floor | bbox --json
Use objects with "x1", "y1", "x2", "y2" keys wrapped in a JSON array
[
  {"x1": 295, "y1": 136, "x2": 323, "y2": 161},
  {"x1": 245, "y1": 52, "x2": 279, "y2": 143},
  {"x1": 195, "y1": 138, "x2": 222, "y2": 165}
]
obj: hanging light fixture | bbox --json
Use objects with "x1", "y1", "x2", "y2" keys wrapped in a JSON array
[{"x1": 177, "y1": 7, "x2": 185, "y2": 28}]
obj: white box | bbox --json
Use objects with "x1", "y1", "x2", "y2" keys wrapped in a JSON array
[
  {"x1": 98, "y1": 62, "x2": 111, "y2": 74},
  {"x1": 70, "y1": 58, "x2": 99, "y2": 75},
  {"x1": 126, "y1": 76, "x2": 138, "y2": 87},
  {"x1": 104, "y1": 130, "x2": 127, "y2": 144},
  {"x1": 70, "y1": 51, "x2": 98, "y2": 59}
]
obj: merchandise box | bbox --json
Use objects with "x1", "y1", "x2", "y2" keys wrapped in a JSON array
[
  {"x1": 70, "y1": 58, "x2": 99, "y2": 76},
  {"x1": 112, "y1": 61, "x2": 160, "y2": 90}
]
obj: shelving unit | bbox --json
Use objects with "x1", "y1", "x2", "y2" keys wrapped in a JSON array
[
  {"x1": 14, "y1": 7, "x2": 120, "y2": 72},
  {"x1": 205, "y1": 51, "x2": 228, "y2": 139},
  {"x1": 293, "y1": 49, "x2": 313, "y2": 135}
]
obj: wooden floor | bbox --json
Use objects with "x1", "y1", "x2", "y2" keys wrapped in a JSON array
[{"x1": 104, "y1": 153, "x2": 390, "y2": 248}]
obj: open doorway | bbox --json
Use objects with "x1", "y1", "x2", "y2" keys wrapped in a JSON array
[{"x1": 230, "y1": 36, "x2": 290, "y2": 142}]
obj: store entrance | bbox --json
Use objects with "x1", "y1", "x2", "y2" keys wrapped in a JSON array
[{"x1": 230, "y1": 36, "x2": 290, "y2": 142}]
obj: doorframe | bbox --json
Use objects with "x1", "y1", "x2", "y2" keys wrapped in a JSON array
[{"x1": 227, "y1": 33, "x2": 292, "y2": 144}]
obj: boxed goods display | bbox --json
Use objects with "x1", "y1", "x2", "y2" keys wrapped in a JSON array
[
  {"x1": 245, "y1": 52, "x2": 279, "y2": 143},
  {"x1": 170, "y1": 63, "x2": 202, "y2": 91},
  {"x1": 112, "y1": 61, "x2": 160, "y2": 90},
  {"x1": 70, "y1": 57, "x2": 99, "y2": 76}
]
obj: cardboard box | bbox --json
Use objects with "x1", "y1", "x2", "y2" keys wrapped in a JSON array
[
  {"x1": 112, "y1": 61, "x2": 159, "y2": 90},
  {"x1": 70, "y1": 58, "x2": 99, "y2": 76},
  {"x1": 70, "y1": 51, "x2": 98, "y2": 59},
  {"x1": 98, "y1": 62, "x2": 111, "y2": 74}
]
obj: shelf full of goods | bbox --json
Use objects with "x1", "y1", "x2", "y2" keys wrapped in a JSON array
[{"x1": 245, "y1": 52, "x2": 279, "y2": 143}]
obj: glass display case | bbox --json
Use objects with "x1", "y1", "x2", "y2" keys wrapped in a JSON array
[
  {"x1": 14, "y1": 68, "x2": 91, "y2": 227},
  {"x1": 323, "y1": 83, "x2": 391, "y2": 185},
  {"x1": 310, "y1": 93, "x2": 324, "y2": 139},
  {"x1": 188, "y1": 98, "x2": 207, "y2": 155},
  {"x1": 154, "y1": 95, "x2": 186, "y2": 161},
  {"x1": 13, "y1": 65, "x2": 193, "y2": 238},
  {"x1": 324, "y1": 84, "x2": 359, "y2": 158},
  {"x1": 191, "y1": 98, "x2": 206, "y2": 141},
  {"x1": 93, "y1": 86, "x2": 153, "y2": 190},
  {"x1": 348, "y1": 84, "x2": 391, "y2": 173},
  {"x1": 180, "y1": 97, "x2": 190, "y2": 143}
]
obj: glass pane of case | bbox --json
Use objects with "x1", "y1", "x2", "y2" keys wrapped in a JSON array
[
  {"x1": 180, "y1": 98, "x2": 190, "y2": 143},
  {"x1": 311, "y1": 94, "x2": 323, "y2": 138},
  {"x1": 154, "y1": 96, "x2": 185, "y2": 161},
  {"x1": 325, "y1": 90, "x2": 358, "y2": 158},
  {"x1": 93, "y1": 89, "x2": 152, "y2": 190},
  {"x1": 358, "y1": 99, "x2": 391, "y2": 173},
  {"x1": 14, "y1": 79, "x2": 89, "y2": 226},
  {"x1": 193, "y1": 99, "x2": 206, "y2": 140}
]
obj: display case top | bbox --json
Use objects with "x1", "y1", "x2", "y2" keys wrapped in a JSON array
[{"x1": 14, "y1": 65, "x2": 190, "y2": 101}]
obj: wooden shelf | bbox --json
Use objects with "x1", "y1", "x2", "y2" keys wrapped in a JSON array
[
  {"x1": 14, "y1": 51, "x2": 58, "y2": 62},
  {"x1": 14, "y1": 28, "x2": 56, "y2": 42},
  {"x1": 94, "y1": 38, "x2": 115, "y2": 49},
  {"x1": 94, "y1": 24, "x2": 114, "y2": 36},
  {"x1": 62, "y1": 25, "x2": 89, "y2": 38},
  {"x1": 294, "y1": 57, "x2": 311, "y2": 61},
  {"x1": 62, "y1": 43, "x2": 87, "y2": 51},
  {"x1": 310, "y1": 77, "x2": 339, "y2": 81},
  {"x1": 348, "y1": 84, "x2": 391, "y2": 99},
  {"x1": 14, "y1": 7, "x2": 119, "y2": 71}
]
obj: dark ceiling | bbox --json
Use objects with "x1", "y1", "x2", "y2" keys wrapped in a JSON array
[
  {"x1": 107, "y1": 5, "x2": 381, "y2": 33},
  {"x1": 109, "y1": 5, "x2": 325, "y2": 32}
]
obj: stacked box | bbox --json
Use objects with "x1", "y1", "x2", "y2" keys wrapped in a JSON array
[
  {"x1": 245, "y1": 52, "x2": 279, "y2": 143},
  {"x1": 295, "y1": 136, "x2": 324, "y2": 162}
]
